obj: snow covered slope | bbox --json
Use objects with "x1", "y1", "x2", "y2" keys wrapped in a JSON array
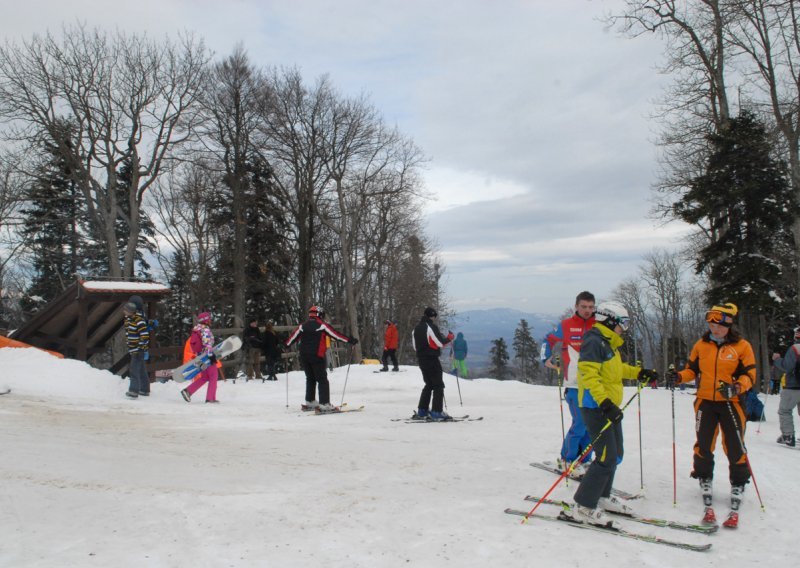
[{"x1": 0, "y1": 347, "x2": 793, "y2": 567}]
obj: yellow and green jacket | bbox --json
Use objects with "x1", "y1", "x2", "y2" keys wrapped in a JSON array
[{"x1": 577, "y1": 324, "x2": 640, "y2": 408}]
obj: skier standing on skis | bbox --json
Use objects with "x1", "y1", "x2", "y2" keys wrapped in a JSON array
[
  {"x1": 123, "y1": 301, "x2": 150, "y2": 399},
  {"x1": 770, "y1": 326, "x2": 800, "y2": 447},
  {"x1": 666, "y1": 302, "x2": 756, "y2": 528},
  {"x1": 563, "y1": 301, "x2": 656, "y2": 528},
  {"x1": 285, "y1": 306, "x2": 357, "y2": 412},
  {"x1": 412, "y1": 307, "x2": 454, "y2": 421},
  {"x1": 544, "y1": 291, "x2": 597, "y2": 473},
  {"x1": 380, "y1": 319, "x2": 399, "y2": 372},
  {"x1": 180, "y1": 312, "x2": 220, "y2": 404},
  {"x1": 451, "y1": 332, "x2": 468, "y2": 379}
]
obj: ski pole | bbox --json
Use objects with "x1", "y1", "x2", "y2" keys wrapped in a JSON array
[
  {"x1": 722, "y1": 390, "x2": 765, "y2": 511},
  {"x1": 285, "y1": 356, "x2": 290, "y2": 408},
  {"x1": 555, "y1": 359, "x2": 567, "y2": 486},
  {"x1": 339, "y1": 345, "x2": 354, "y2": 407},
  {"x1": 522, "y1": 389, "x2": 640, "y2": 523},
  {"x1": 756, "y1": 383, "x2": 768, "y2": 434},
  {"x1": 669, "y1": 364, "x2": 677, "y2": 507},
  {"x1": 637, "y1": 380, "x2": 644, "y2": 491},
  {"x1": 455, "y1": 367, "x2": 463, "y2": 406}
]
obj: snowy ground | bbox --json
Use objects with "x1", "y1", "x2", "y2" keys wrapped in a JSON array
[{"x1": 0, "y1": 346, "x2": 795, "y2": 567}]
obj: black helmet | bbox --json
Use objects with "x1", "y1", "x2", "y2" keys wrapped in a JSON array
[{"x1": 424, "y1": 307, "x2": 437, "y2": 318}]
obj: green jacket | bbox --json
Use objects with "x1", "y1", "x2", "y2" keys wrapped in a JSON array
[{"x1": 577, "y1": 324, "x2": 640, "y2": 408}]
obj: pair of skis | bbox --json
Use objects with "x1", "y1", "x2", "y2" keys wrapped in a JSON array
[
  {"x1": 518, "y1": 463, "x2": 722, "y2": 551},
  {"x1": 300, "y1": 403, "x2": 364, "y2": 415},
  {"x1": 529, "y1": 461, "x2": 642, "y2": 501},
  {"x1": 390, "y1": 414, "x2": 484, "y2": 423},
  {"x1": 504, "y1": 505, "x2": 712, "y2": 552}
]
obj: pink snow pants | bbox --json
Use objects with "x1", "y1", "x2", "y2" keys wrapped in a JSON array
[{"x1": 185, "y1": 364, "x2": 218, "y2": 401}]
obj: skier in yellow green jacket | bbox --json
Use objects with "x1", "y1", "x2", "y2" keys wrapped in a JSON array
[{"x1": 561, "y1": 300, "x2": 657, "y2": 528}]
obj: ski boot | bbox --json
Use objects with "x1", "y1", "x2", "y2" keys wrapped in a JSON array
[
  {"x1": 777, "y1": 433, "x2": 796, "y2": 447},
  {"x1": 699, "y1": 478, "x2": 716, "y2": 525},
  {"x1": 723, "y1": 485, "x2": 744, "y2": 529}
]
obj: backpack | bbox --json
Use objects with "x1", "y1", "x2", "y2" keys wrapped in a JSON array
[{"x1": 743, "y1": 389, "x2": 765, "y2": 422}]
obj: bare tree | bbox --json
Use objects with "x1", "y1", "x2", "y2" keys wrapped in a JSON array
[
  {"x1": 197, "y1": 46, "x2": 270, "y2": 328},
  {"x1": 260, "y1": 69, "x2": 334, "y2": 313},
  {"x1": 149, "y1": 162, "x2": 220, "y2": 312},
  {"x1": 0, "y1": 25, "x2": 210, "y2": 278}
]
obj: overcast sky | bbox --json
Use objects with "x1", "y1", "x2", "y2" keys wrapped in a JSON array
[{"x1": 3, "y1": 0, "x2": 693, "y2": 315}]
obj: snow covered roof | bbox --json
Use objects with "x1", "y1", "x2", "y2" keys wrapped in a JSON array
[{"x1": 81, "y1": 280, "x2": 171, "y2": 293}]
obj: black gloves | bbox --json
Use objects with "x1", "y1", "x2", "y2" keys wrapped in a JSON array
[
  {"x1": 208, "y1": 353, "x2": 217, "y2": 365},
  {"x1": 349, "y1": 338, "x2": 359, "y2": 345},
  {"x1": 637, "y1": 368, "x2": 658, "y2": 384},
  {"x1": 599, "y1": 398, "x2": 624, "y2": 424},
  {"x1": 717, "y1": 381, "x2": 742, "y2": 399}
]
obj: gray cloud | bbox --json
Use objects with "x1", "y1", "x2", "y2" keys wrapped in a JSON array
[{"x1": 1, "y1": 0, "x2": 690, "y2": 313}]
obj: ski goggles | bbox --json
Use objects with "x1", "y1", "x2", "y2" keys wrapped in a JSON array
[
  {"x1": 705, "y1": 310, "x2": 733, "y2": 326},
  {"x1": 618, "y1": 316, "x2": 631, "y2": 332}
]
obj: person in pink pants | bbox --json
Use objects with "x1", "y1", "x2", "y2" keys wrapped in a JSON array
[{"x1": 180, "y1": 312, "x2": 220, "y2": 403}]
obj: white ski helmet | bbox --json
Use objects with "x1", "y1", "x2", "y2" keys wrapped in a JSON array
[{"x1": 594, "y1": 301, "x2": 631, "y2": 332}]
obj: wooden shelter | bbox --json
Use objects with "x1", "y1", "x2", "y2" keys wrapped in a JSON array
[{"x1": 10, "y1": 278, "x2": 171, "y2": 365}]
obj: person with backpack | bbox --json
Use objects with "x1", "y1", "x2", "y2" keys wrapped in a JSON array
[
  {"x1": 180, "y1": 312, "x2": 220, "y2": 404},
  {"x1": 122, "y1": 301, "x2": 150, "y2": 399},
  {"x1": 771, "y1": 326, "x2": 800, "y2": 447},
  {"x1": 665, "y1": 303, "x2": 756, "y2": 527}
]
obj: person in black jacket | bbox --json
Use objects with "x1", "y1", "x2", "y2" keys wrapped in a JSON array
[
  {"x1": 285, "y1": 306, "x2": 358, "y2": 411},
  {"x1": 244, "y1": 318, "x2": 264, "y2": 381},
  {"x1": 412, "y1": 307, "x2": 454, "y2": 421},
  {"x1": 262, "y1": 321, "x2": 281, "y2": 381}
]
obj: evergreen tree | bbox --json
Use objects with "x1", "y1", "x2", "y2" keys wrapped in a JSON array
[
  {"x1": 242, "y1": 156, "x2": 294, "y2": 322},
  {"x1": 513, "y1": 319, "x2": 540, "y2": 383},
  {"x1": 489, "y1": 337, "x2": 511, "y2": 380},
  {"x1": 21, "y1": 126, "x2": 87, "y2": 314},
  {"x1": 674, "y1": 111, "x2": 797, "y2": 312}
]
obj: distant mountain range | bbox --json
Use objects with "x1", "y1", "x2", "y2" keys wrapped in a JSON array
[{"x1": 443, "y1": 308, "x2": 560, "y2": 370}]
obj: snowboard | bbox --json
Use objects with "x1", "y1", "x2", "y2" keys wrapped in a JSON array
[{"x1": 172, "y1": 336, "x2": 243, "y2": 383}]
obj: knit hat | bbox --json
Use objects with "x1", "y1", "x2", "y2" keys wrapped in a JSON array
[
  {"x1": 706, "y1": 303, "x2": 738, "y2": 327},
  {"x1": 197, "y1": 312, "x2": 211, "y2": 324},
  {"x1": 122, "y1": 301, "x2": 137, "y2": 314}
]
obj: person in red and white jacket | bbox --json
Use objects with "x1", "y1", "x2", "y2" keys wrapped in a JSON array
[
  {"x1": 286, "y1": 306, "x2": 357, "y2": 411},
  {"x1": 544, "y1": 291, "x2": 596, "y2": 470},
  {"x1": 412, "y1": 307, "x2": 454, "y2": 421}
]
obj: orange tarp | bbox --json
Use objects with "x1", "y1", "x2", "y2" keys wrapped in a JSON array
[{"x1": 0, "y1": 335, "x2": 64, "y2": 358}]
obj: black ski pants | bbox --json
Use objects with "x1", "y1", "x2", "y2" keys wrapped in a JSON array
[
  {"x1": 573, "y1": 407, "x2": 624, "y2": 509},
  {"x1": 382, "y1": 348, "x2": 398, "y2": 370},
  {"x1": 417, "y1": 357, "x2": 445, "y2": 412},
  {"x1": 301, "y1": 356, "x2": 330, "y2": 405},
  {"x1": 692, "y1": 398, "x2": 749, "y2": 486}
]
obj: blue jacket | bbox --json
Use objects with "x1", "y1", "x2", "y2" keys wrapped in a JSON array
[
  {"x1": 775, "y1": 343, "x2": 800, "y2": 390},
  {"x1": 452, "y1": 333, "x2": 468, "y2": 360}
]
